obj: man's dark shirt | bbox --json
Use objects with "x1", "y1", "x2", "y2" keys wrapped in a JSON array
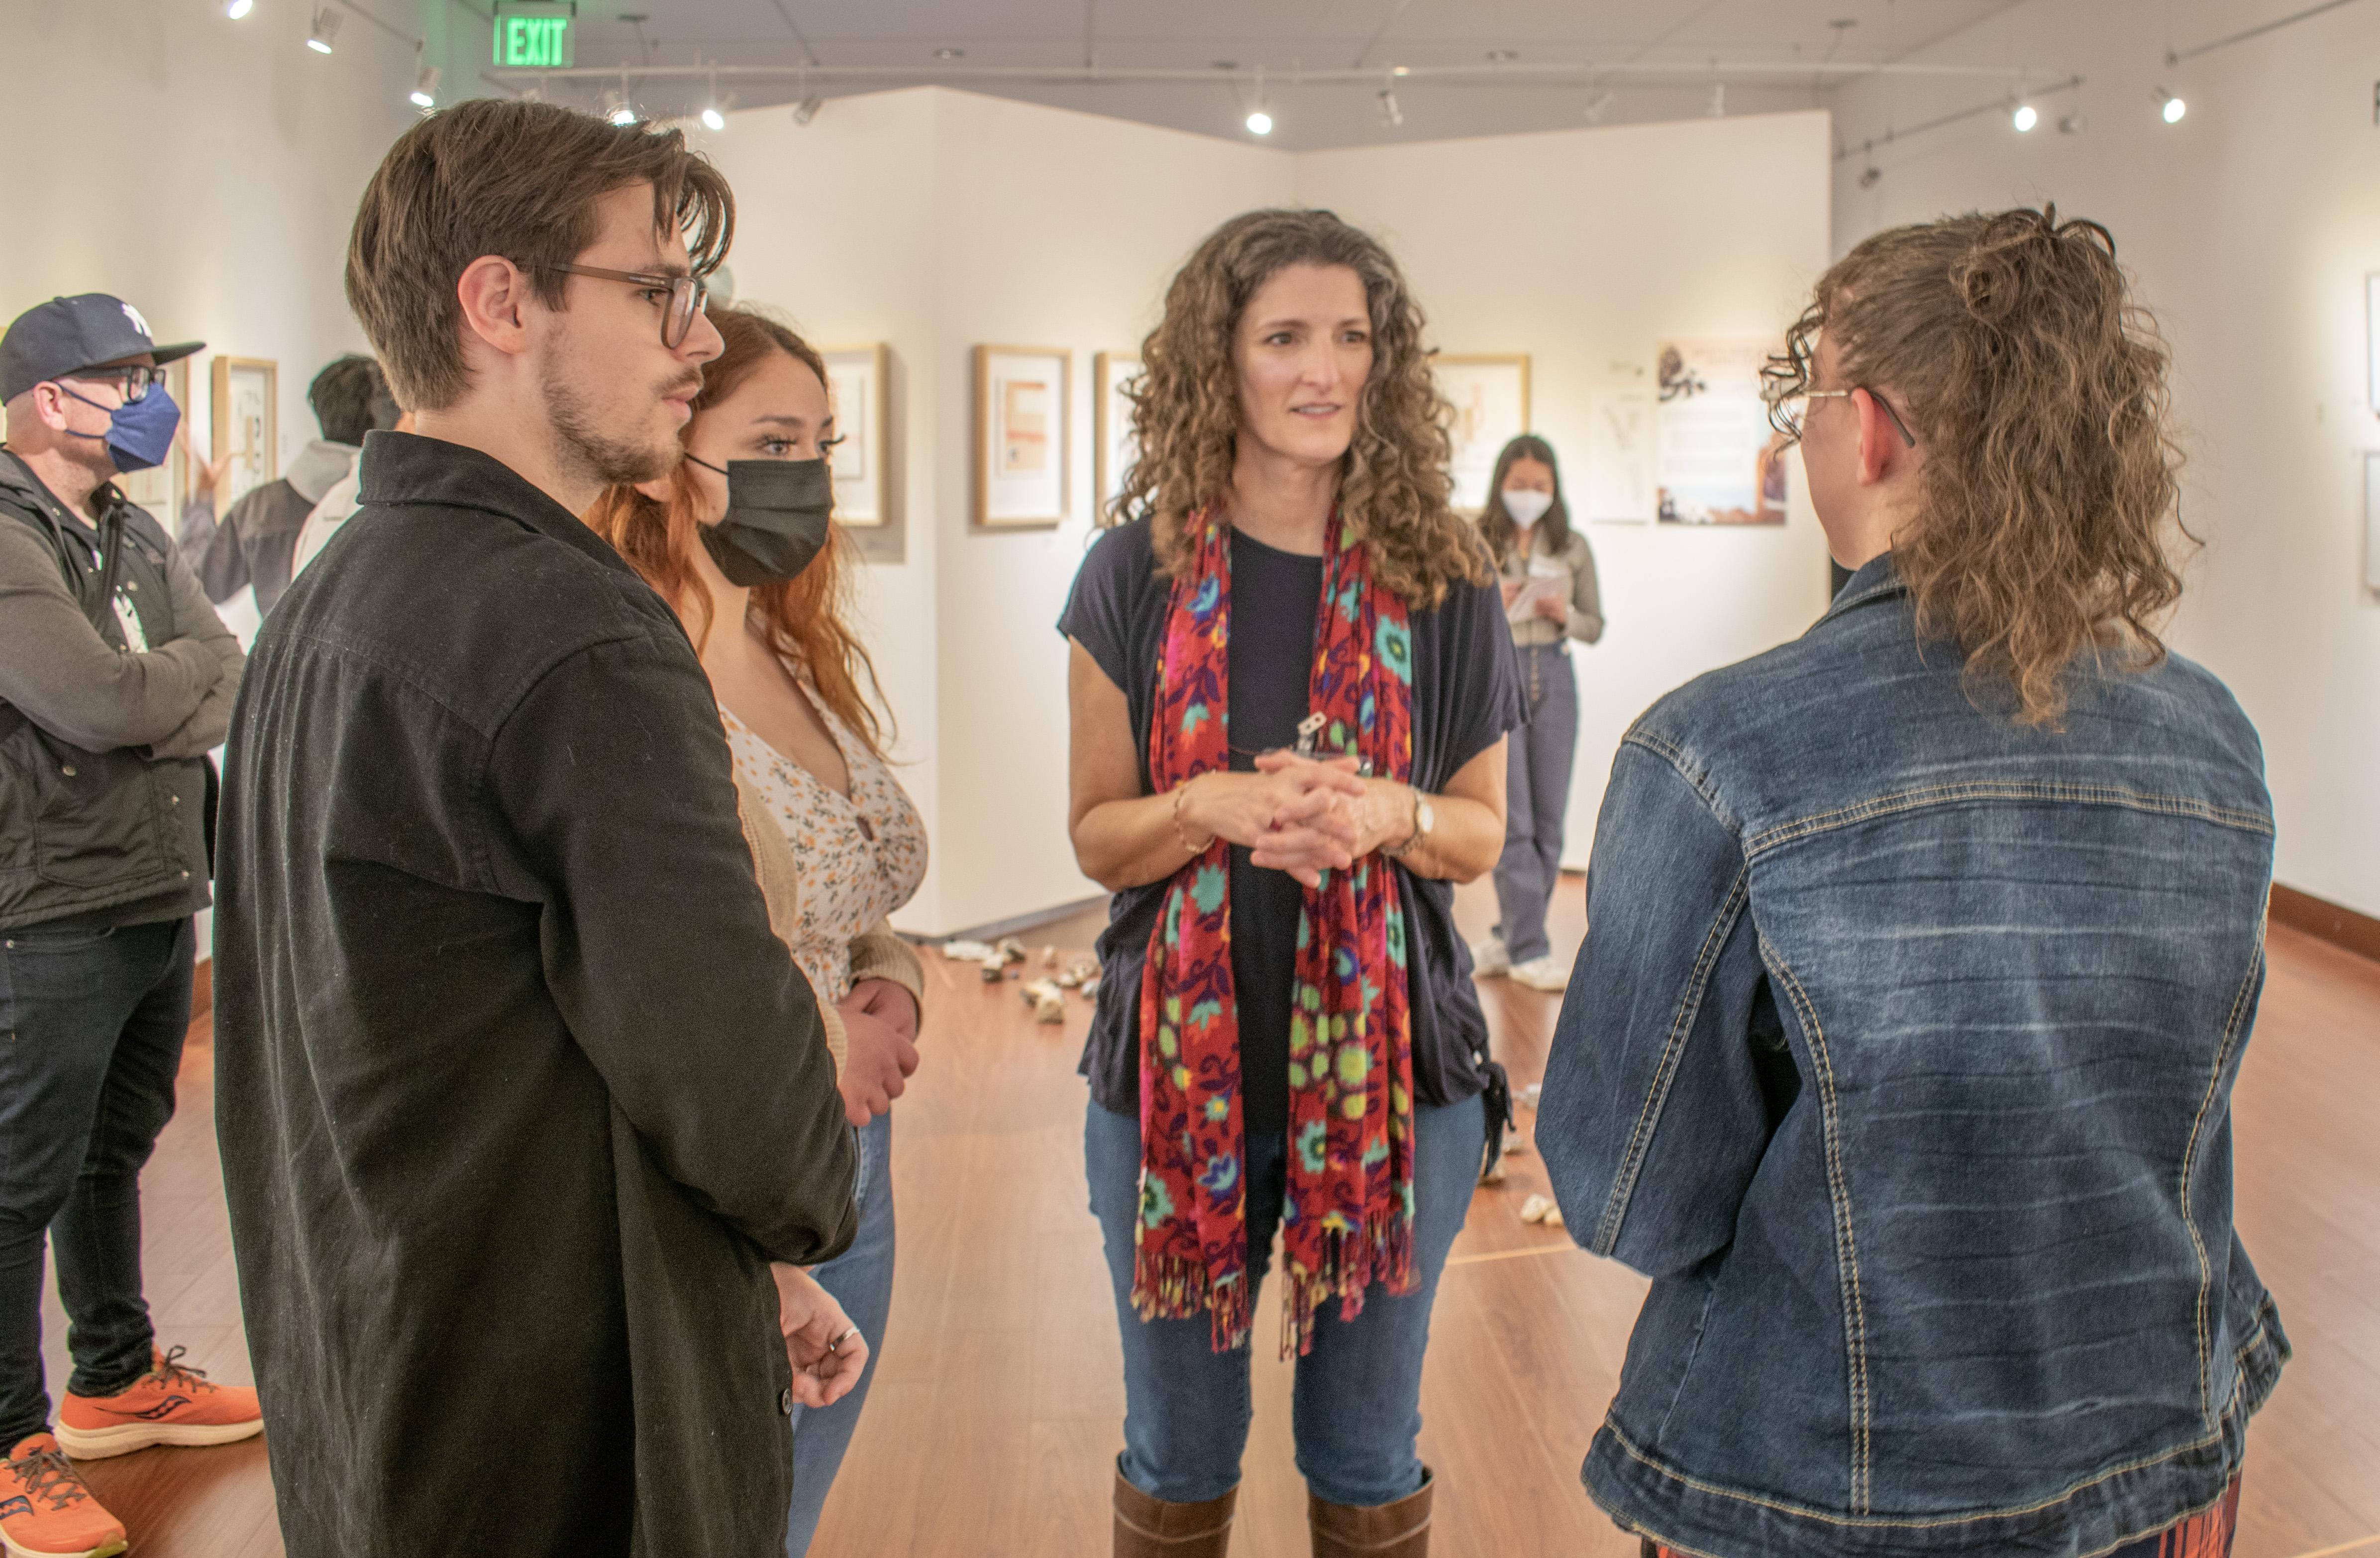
[{"x1": 213, "y1": 431, "x2": 856, "y2": 1558}]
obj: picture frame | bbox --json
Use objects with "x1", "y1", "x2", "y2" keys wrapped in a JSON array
[
  {"x1": 121, "y1": 358, "x2": 192, "y2": 533},
  {"x1": 211, "y1": 356, "x2": 278, "y2": 510},
  {"x1": 1435, "y1": 354, "x2": 1530, "y2": 514},
  {"x1": 822, "y1": 343, "x2": 889, "y2": 528},
  {"x1": 2367, "y1": 273, "x2": 2380, "y2": 413},
  {"x1": 2365, "y1": 451, "x2": 2380, "y2": 594},
  {"x1": 974, "y1": 345, "x2": 1070, "y2": 529},
  {"x1": 1093, "y1": 351, "x2": 1142, "y2": 521}
]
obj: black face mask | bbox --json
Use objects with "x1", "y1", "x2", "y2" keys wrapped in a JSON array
[{"x1": 688, "y1": 455, "x2": 833, "y2": 586}]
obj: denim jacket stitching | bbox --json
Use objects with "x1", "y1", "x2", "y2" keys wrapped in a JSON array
[
  {"x1": 1745, "y1": 783, "x2": 2272, "y2": 859},
  {"x1": 2179, "y1": 927, "x2": 2267, "y2": 1428},
  {"x1": 1591, "y1": 866, "x2": 1751, "y2": 1258},
  {"x1": 1598, "y1": 1410, "x2": 2232, "y2": 1532},
  {"x1": 1621, "y1": 730, "x2": 1740, "y2": 834},
  {"x1": 1761, "y1": 947, "x2": 1873, "y2": 1513}
]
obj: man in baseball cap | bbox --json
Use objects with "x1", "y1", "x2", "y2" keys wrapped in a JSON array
[{"x1": 0, "y1": 293, "x2": 256, "y2": 1558}]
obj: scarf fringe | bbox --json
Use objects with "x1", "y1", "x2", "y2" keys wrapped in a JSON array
[
  {"x1": 1279, "y1": 1210, "x2": 1417, "y2": 1359},
  {"x1": 1131, "y1": 1247, "x2": 1253, "y2": 1353}
]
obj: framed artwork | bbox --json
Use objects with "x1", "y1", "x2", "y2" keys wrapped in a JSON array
[
  {"x1": 822, "y1": 344, "x2": 889, "y2": 528},
  {"x1": 211, "y1": 357, "x2": 278, "y2": 509},
  {"x1": 2366, "y1": 452, "x2": 2380, "y2": 593},
  {"x1": 1093, "y1": 351, "x2": 1142, "y2": 520},
  {"x1": 121, "y1": 358, "x2": 191, "y2": 533},
  {"x1": 1436, "y1": 354, "x2": 1530, "y2": 514},
  {"x1": 1654, "y1": 337, "x2": 1786, "y2": 525},
  {"x1": 974, "y1": 345, "x2": 1070, "y2": 528},
  {"x1": 2368, "y1": 274, "x2": 2380, "y2": 412}
]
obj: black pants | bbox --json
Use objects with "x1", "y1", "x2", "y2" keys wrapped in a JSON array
[{"x1": 0, "y1": 917, "x2": 190, "y2": 1444}]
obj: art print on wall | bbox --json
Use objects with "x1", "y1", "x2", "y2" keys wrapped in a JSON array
[
  {"x1": 822, "y1": 344, "x2": 889, "y2": 528},
  {"x1": 2368, "y1": 274, "x2": 2380, "y2": 412},
  {"x1": 2366, "y1": 452, "x2": 2380, "y2": 594},
  {"x1": 121, "y1": 358, "x2": 191, "y2": 534},
  {"x1": 1582, "y1": 390, "x2": 1655, "y2": 523},
  {"x1": 211, "y1": 357, "x2": 278, "y2": 510},
  {"x1": 1094, "y1": 351, "x2": 1142, "y2": 521},
  {"x1": 1654, "y1": 337, "x2": 1786, "y2": 525},
  {"x1": 974, "y1": 345, "x2": 1070, "y2": 528},
  {"x1": 1435, "y1": 355, "x2": 1530, "y2": 514}
]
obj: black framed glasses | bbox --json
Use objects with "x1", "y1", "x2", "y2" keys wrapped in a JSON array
[
  {"x1": 1768, "y1": 386, "x2": 1917, "y2": 448},
  {"x1": 65, "y1": 365, "x2": 168, "y2": 404},
  {"x1": 543, "y1": 263, "x2": 710, "y2": 349}
]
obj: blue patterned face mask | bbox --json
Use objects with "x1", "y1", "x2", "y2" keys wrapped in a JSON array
[{"x1": 61, "y1": 383, "x2": 181, "y2": 473}]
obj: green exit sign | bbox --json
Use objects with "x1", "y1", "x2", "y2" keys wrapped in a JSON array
[{"x1": 493, "y1": 2, "x2": 574, "y2": 68}]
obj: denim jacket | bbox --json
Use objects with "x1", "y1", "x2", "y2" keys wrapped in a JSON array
[{"x1": 1539, "y1": 556, "x2": 2287, "y2": 1558}]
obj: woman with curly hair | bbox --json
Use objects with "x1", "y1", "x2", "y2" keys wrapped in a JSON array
[
  {"x1": 1060, "y1": 208, "x2": 1523, "y2": 1558},
  {"x1": 1539, "y1": 207, "x2": 2284, "y2": 1558},
  {"x1": 586, "y1": 305, "x2": 929, "y2": 1557}
]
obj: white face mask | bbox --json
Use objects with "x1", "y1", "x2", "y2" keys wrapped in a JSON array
[{"x1": 1502, "y1": 488, "x2": 1554, "y2": 528}]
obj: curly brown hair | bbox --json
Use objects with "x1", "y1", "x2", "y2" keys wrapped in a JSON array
[
  {"x1": 1111, "y1": 208, "x2": 1486, "y2": 608},
  {"x1": 1762, "y1": 206, "x2": 2191, "y2": 727},
  {"x1": 584, "y1": 305, "x2": 891, "y2": 757}
]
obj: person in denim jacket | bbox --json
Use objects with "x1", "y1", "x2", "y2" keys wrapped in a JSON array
[{"x1": 1539, "y1": 207, "x2": 2285, "y2": 1558}]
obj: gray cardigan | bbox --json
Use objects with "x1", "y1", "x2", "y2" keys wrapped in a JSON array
[{"x1": 1496, "y1": 527, "x2": 1604, "y2": 647}]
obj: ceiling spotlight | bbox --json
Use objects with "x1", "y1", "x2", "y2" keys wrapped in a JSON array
[
  {"x1": 2156, "y1": 87, "x2": 2186, "y2": 123},
  {"x1": 410, "y1": 65, "x2": 440, "y2": 108},
  {"x1": 1857, "y1": 165, "x2": 1882, "y2": 189},
  {"x1": 1377, "y1": 88, "x2": 1403, "y2": 126},
  {"x1": 225, "y1": 0, "x2": 253, "y2": 17},
  {"x1": 305, "y1": 6, "x2": 338, "y2": 52},
  {"x1": 792, "y1": 95, "x2": 823, "y2": 125},
  {"x1": 1486, "y1": 48, "x2": 1518, "y2": 63},
  {"x1": 934, "y1": 47, "x2": 964, "y2": 60},
  {"x1": 1583, "y1": 90, "x2": 1615, "y2": 124},
  {"x1": 2012, "y1": 101, "x2": 2037, "y2": 132},
  {"x1": 603, "y1": 89, "x2": 635, "y2": 125},
  {"x1": 700, "y1": 105, "x2": 726, "y2": 131},
  {"x1": 2058, "y1": 111, "x2": 2088, "y2": 135},
  {"x1": 1708, "y1": 81, "x2": 1726, "y2": 117},
  {"x1": 1245, "y1": 109, "x2": 1273, "y2": 135}
]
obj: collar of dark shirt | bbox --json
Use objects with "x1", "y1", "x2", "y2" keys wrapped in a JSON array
[
  {"x1": 355, "y1": 428, "x2": 638, "y2": 583},
  {"x1": 1822, "y1": 550, "x2": 1907, "y2": 622}
]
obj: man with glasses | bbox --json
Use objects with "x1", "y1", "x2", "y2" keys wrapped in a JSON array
[
  {"x1": 213, "y1": 100, "x2": 858, "y2": 1557},
  {"x1": 0, "y1": 294, "x2": 257, "y2": 1558}
]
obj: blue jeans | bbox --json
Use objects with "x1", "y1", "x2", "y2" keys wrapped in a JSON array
[
  {"x1": 1087, "y1": 1091, "x2": 1483, "y2": 1509},
  {"x1": 0, "y1": 917, "x2": 191, "y2": 1446},
  {"x1": 1493, "y1": 641, "x2": 1579, "y2": 964},
  {"x1": 785, "y1": 1110, "x2": 894, "y2": 1556}
]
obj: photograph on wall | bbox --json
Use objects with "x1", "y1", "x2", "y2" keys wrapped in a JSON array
[
  {"x1": 1582, "y1": 390, "x2": 1655, "y2": 522},
  {"x1": 211, "y1": 357, "x2": 278, "y2": 510},
  {"x1": 1094, "y1": 351, "x2": 1142, "y2": 521},
  {"x1": 2366, "y1": 452, "x2": 2380, "y2": 593},
  {"x1": 974, "y1": 345, "x2": 1070, "y2": 527},
  {"x1": 822, "y1": 344, "x2": 889, "y2": 527},
  {"x1": 1654, "y1": 337, "x2": 1785, "y2": 525},
  {"x1": 1435, "y1": 355, "x2": 1530, "y2": 514},
  {"x1": 121, "y1": 358, "x2": 192, "y2": 534}
]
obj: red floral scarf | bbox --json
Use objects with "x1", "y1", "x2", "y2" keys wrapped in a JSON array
[{"x1": 1135, "y1": 508, "x2": 1419, "y2": 1356}]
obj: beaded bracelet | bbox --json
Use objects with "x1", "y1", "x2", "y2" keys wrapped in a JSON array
[{"x1": 1170, "y1": 776, "x2": 1215, "y2": 854}]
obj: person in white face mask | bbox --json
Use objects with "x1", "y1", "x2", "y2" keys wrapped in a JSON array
[{"x1": 1472, "y1": 435, "x2": 1601, "y2": 991}]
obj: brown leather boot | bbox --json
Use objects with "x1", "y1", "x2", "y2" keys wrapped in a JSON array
[
  {"x1": 1309, "y1": 1468, "x2": 1434, "y2": 1557},
  {"x1": 1113, "y1": 1469, "x2": 1238, "y2": 1557}
]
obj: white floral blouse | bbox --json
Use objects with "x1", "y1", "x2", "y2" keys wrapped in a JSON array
[{"x1": 719, "y1": 668, "x2": 927, "y2": 1007}]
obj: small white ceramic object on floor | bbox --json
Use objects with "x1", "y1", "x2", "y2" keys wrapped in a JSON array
[
  {"x1": 1509, "y1": 955, "x2": 1571, "y2": 993},
  {"x1": 1517, "y1": 1193, "x2": 1565, "y2": 1228},
  {"x1": 1472, "y1": 935, "x2": 1512, "y2": 977}
]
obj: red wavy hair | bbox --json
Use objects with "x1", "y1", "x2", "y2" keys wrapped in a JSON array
[{"x1": 585, "y1": 304, "x2": 890, "y2": 756}]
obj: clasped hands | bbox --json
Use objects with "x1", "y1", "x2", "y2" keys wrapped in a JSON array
[{"x1": 1180, "y1": 750, "x2": 1402, "y2": 889}]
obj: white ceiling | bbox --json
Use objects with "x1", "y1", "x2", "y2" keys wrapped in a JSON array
[{"x1": 490, "y1": 0, "x2": 2037, "y2": 149}]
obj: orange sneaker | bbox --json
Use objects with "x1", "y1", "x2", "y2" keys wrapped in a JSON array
[
  {"x1": 0, "y1": 1434, "x2": 126, "y2": 1558},
  {"x1": 55, "y1": 1347, "x2": 263, "y2": 1461}
]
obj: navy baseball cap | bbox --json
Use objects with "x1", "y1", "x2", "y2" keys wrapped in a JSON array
[{"x1": 0, "y1": 294, "x2": 204, "y2": 403}]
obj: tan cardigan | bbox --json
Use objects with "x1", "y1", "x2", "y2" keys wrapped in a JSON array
[{"x1": 731, "y1": 762, "x2": 926, "y2": 1078}]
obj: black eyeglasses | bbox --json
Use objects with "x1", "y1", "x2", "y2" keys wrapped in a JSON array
[
  {"x1": 543, "y1": 263, "x2": 710, "y2": 349},
  {"x1": 1769, "y1": 387, "x2": 1917, "y2": 448},
  {"x1": 65, "y1": 365, "x2": 168, "y2": 404}
]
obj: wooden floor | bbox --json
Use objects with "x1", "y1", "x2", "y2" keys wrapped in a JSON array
[{"x1": 43, "y1": 880, "x2": 2380, "y2": 1557}]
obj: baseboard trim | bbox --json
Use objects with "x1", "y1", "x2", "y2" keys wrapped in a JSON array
[
  {"x1": 2270, "y1": 884, "x2": 2380, "y2": 966},
  {"x1": 928, "y1": 895, "x2": 1110, "y2": 947}
]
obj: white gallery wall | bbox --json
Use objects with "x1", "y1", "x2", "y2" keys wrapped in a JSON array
[
  {"x1": 705, "y1": 93, "x2": 1835, "y2": 934},
  {"x1": 1830, "y1": 0, "x2": 2380, "y2": 918}
]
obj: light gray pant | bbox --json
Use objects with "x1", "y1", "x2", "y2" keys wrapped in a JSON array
[{"x1": 1492, "y1": 641, "x2": 1578, "y2": 964}]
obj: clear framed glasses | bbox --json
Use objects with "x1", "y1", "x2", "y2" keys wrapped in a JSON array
[
  {"x1": 1769, "y1": 386, "x2": 1917, "y2": 448},
  {"x1": 543, "y1": 263, "x2": 710, "y2": 349},
  {"x1": 65, "y1": 365, "x2": 167, "y2": 404}
]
